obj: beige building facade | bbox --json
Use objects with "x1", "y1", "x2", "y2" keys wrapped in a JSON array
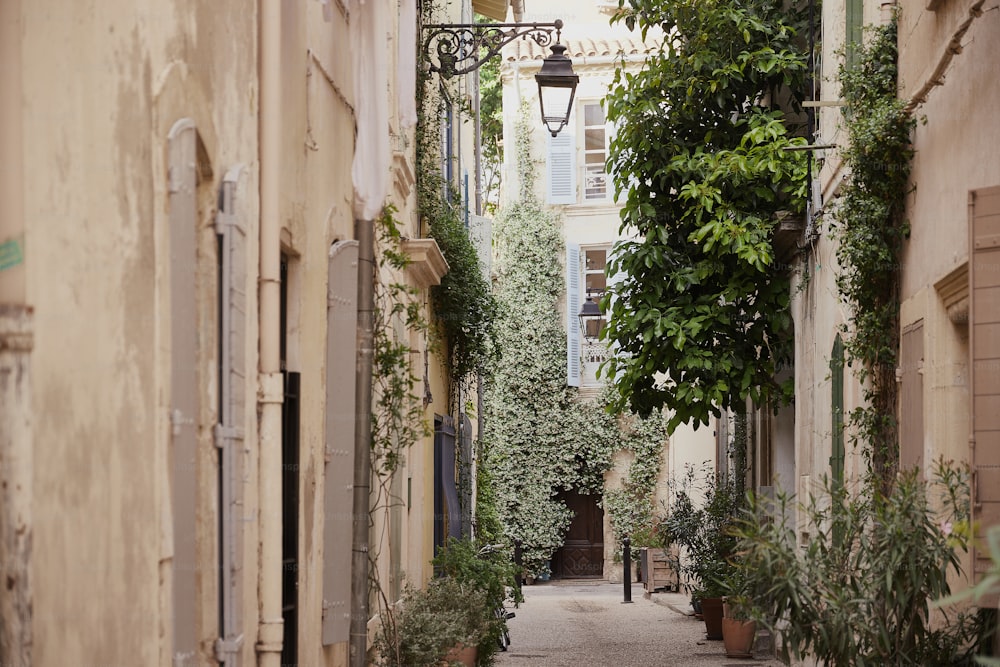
[
  {"x1": 0, "y1": 0, "x2": 472, "y2": 665},
  {"x1": 785, "y1": 0, "x2": 999, "y2": 584}
]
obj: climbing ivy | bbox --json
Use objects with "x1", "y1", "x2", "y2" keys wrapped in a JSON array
[
  {"x1": 483, "y1": 111, "x2": 669, "y2": 576},
  {"x1": 832, "y1": 17, "x2": 914, "y2": 482},
  {"x1": 369, "y1": 205, "x2": 435, "y2": 658},
  {"x1": 416, "y1": 2, "x2": 497, "y2": 388},
  {"x1": 603, "y1": 408, "x2": 669, "y2": 559}
]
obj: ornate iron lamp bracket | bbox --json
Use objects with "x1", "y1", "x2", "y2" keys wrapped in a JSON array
[{"x1": 422, "y1": 19, "x2": 563, "y2": 78}]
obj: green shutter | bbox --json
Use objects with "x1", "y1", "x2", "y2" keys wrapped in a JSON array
[{"x1": 831, "y1": 334, "x2": 845, "y2": 487}]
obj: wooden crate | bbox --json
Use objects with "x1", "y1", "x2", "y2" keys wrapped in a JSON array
[{"x1": 640, "y1": 546, "x2": 679, "y2": 593}]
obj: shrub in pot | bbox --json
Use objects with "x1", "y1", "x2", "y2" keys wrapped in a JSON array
[
  {"x1": 660, "y1": 463, "x2": 743, "y2": 637},
  {"x1": 374, "y1": 576, "x2": 495, "y2": 667},
  {"x1": 733, "y1": 461, "x2": 986, "y2": 666},
  {"x1": 431, "y1": 538, "x2": 522, "y2": 662},
  {"x1": 721, "y1": 591, "x2": 756, "y2": 659}
]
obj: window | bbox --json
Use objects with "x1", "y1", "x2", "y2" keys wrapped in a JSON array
[
  {"x1": 845, "y1": 0, "x2": 863, "y2": 69},
  {"x1": 583, "y1": 103, "x2": 609, "y2": 201},
  {"x1": 583, "y1": 248, "x2": 608, "y2": 339}
]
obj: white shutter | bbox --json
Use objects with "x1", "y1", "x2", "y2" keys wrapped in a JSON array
[
  {"x1": 168, "y1": 118, "x2": 199, "y2": 665},
  {"x1": 215, "y1": 164, "x2": 248, "y2": 666},
  {"x1": 322, "y1": 240, "x2": 359, "y2": 644},
  {"x1": 547, "y1": 132, "x2": 576, "y2": 205},
  {"x1": 567, "y1": 243, "x2": 581, "y2": 387}
]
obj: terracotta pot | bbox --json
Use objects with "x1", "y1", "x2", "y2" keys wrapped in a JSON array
[
  {"x1": 722, "y1": 617, "x2": 757, "y2": 658},
  {"x1": 699, "y1": 596, "x2": 724, "y2": 640},
  {"x1": 443, "y1": 643, "x2": 477, "y2": 666}
]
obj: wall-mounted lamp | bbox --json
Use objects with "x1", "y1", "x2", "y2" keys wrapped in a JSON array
[
  {"x1": 422, "y1": 19, "x2": 578, "y2": 136},
  {"x1": 535, "y1": 42, "x2": 579, "y2": 137},
  {"x1": 578, "y1": 292, "x2": 604, "y2": 341}
]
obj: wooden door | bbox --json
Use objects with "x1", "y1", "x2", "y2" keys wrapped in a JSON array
[{"x1": 552, "y1": 490, "x2": 604, "y2": 578}]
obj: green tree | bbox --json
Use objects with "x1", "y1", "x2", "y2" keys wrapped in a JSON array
[{"x1": 601, "y1": 0, "x2": 810, "y2": 430}]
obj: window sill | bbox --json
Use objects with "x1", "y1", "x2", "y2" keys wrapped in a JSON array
[{"x1": 402, "y1": 238, "x2": 449, "y2": 289}]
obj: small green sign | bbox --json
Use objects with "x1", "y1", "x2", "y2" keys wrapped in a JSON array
[{"x1": 0, "y1": 238, "x2": 24, "y2": 271}]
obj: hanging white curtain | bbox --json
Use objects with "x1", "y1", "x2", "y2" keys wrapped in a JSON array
[
  {"x1": 350, "y1": 0, "x2": 390, "y2": 220},
  {"x1": 398, "y1": 0, "x2": 418, "y2": 129}
]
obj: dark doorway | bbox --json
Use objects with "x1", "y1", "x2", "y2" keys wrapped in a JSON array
[
  {"x1": 280, "y1": 255, "x2": 299, "y2": 667},
  {"x1": 552, "y1": 490, "x2": 604, "y2": 578},
  {"x1": 433, "y1": 415, "x2": 462, "y2": 554}
]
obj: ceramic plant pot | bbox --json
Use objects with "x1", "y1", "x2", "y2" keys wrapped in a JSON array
[
  {"x1": 722, "y1": 617, "x2": 757, "y2": 658},
  {"x1": 700, "y1": 597, "x2": 724, "y2": 640},
  {"x1": 443, "y1": 643, "x2": 477, "y2": 667}
]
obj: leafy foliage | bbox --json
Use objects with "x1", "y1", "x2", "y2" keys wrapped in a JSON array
[
  {"x1": 483, "y1": 176, "x2": 618, "y2": 574},
  {"x1": 431, "y1": 538, "x2": 523, "y2": 663},
  {"x1": 476, "y1": 19, "x2": 504, "y2": 215},
  {"x1": 373, "y1": 576, "x2": 496, "y2": 667},
  {"x1": 416, "y1": 13, "x2": 497, "y2": 385},
  {"x1": 372, "y1": 206, "x2": 432, "y2": 476},
  {"x1": 660, "y1": 462, "x2": 744, "y2": 599},
  {"x1": 735, "y1": 462, "x2": 983, "y2": 666},
  {"x1": 832, "y1": 18, "x2": 914, "y2": 482},
  {"x1": 601, "y1": 0, "x2": 810, "y2": 430},
  {"x1": 483, "y1": 112, "x2": 668, "y2": 576},
  {"x1": 604, "y1": 409, "x2": 669, "y2": 560}
]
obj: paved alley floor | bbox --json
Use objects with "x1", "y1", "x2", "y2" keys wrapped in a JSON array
[{"x1": 494, "y1": 580, "x2": 781, "y2": 667}]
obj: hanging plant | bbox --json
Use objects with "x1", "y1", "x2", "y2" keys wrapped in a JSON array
[{"x1": 415, "y1": 2, "x2": 497, "y2": 387}]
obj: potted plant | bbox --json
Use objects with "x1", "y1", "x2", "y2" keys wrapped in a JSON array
[
  {"x1": 431, "y1": 538, "x2": 523, "y2": 662},
  {"x1": 374, "y1": 576, "x2": 495, "y2": 667},
  {"x1": 660, "y1": 463, "x2": 743, "y2": 640},
  {"x1": 720, "y1": 565, "x2": 756, "y2": 658}
]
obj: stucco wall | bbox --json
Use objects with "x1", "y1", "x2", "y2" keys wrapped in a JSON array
[{"x1": 21, "y1": 0, "x2": 259, "y2": 664}]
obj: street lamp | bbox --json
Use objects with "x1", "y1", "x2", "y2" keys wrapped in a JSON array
[
  {"x1": 536, "y1": 43, "x2": 579, "y2": 137},
  {"x1": 422, "y1": 19, "x2": 578, "y2": 136},
  {"x1": 578, "y1": 291, "x2": 604, "y2": 341}
]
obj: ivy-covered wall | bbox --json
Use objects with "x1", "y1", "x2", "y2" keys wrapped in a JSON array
[{"x1": 483, "y1": 112, "x2": 671, "y2": 577}]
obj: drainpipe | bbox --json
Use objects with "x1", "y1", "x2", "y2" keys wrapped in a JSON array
[
  {"x1": 257, "y1": 1, "x2": 284, "y2": 665},
  {"x1": 349, "y1": 218, "x2": 375, "y2": 667},
  {"x1": 0, "y1": 1, "x2": 32, "y2": 663}
]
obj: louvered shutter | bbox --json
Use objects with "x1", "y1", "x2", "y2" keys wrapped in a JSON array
[
  {"x1": 215, "y1": 165, "x2": 248, "y2": 665},
  {"x1": 830, "y1": 334, "x2": 845, "y2": 487},
  {"x1": 567, "y1": 243, "x2": 581, "y2": 387},
  {"x1": 899, "y1": 322, "x2": 924, "y2": 472},
  {"x1": 168, "y1": 118, "x2": 199, "y2": 666},
  {"x1": 547, "y1": 132, "x2": 576, "y2": 205},
  {"x1": 322, "y1": 241, "x2": 359, "y2": 644},
  {"x1": 971, "y1": 185, "x2": 1000, "y2": 597}
]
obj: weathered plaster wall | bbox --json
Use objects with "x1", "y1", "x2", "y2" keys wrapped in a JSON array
[{"x1": 21, "y1": 0, "x2": 258, "y2": 664}]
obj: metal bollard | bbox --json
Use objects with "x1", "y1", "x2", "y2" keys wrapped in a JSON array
[{"x1": 622, "y1": 535, "x2": 633, "y2": 603}]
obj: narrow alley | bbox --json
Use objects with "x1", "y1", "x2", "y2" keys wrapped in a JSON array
[{"x1": 496, "y1": 581, "x2": 780, "y2": 667}]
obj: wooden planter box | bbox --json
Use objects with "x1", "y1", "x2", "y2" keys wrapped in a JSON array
[{"x1": 640, "y1": 547, "x2": 679, "y2": 593}]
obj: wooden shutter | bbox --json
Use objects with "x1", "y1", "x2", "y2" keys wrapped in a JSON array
[
  {"x1": 899, "y1": 321, "x2": 924, "y2": 472},
  {"x1": 971, "y1": 185, "x2": 1000, "y2": 591},
  {"x1": 566, "y1": 243, "x2": 581, "y2": 387},
  {"x1": 547, "y1": 132, "x2": 576, "y2": 204},
  {"x1": 215, "y1": 165, "x2": 248, "y2": 665},
  {"x1": 168, "y1": 118, "x2": 199, "y2": 666},
  {"x1": 321, "y1": 241, "x2": 359, "y2": 645}
]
